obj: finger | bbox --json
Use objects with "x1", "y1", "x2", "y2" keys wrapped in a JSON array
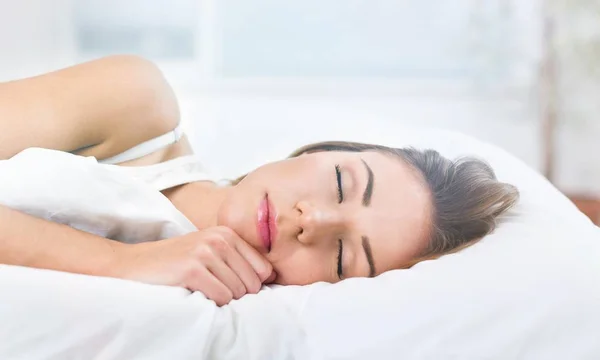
[
  {"x1": 188, "y1": 266, "x2": 233, "y2": 306},
  {"x1": 212, "y1": 226, "x2": 274, "y2": 283},
  {"x1": 264, "y1": 271, "x2": 277, "y2": 284},
  {"x1": 206, "y1": 227, "x2": 264, "y2": 293},
  {"x1": 206, "y1": 259, "x2": 247, "y2": 300},
  {"x1": 234, "y1": 240, "x2": 273, "y2": 283},
  {"x1": 222, "y1": 247, "x2": 262, "y2": 294}
]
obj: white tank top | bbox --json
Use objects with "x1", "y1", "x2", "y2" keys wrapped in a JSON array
[
  {"x1": 99, "y1": 123, "x2": 185, "y2": 165},
  {"x1": 111, "y1": 154, "x2": 214, "y2": 192},
  {"x1": 96, "y1": 124, "x2": 214, "y2": 191}
]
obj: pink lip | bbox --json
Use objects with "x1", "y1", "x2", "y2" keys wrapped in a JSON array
[{"x1": 257, "y1": 195, "x2": 277, "y2": 252}]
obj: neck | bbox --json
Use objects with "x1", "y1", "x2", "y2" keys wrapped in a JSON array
[{"x1": 162, "y1": 181, "x2": 230, "y2": 230}]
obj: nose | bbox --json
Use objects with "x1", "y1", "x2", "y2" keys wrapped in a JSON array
[{"x1": 295, "y1": 200, "x2": 346, "y2": 244}]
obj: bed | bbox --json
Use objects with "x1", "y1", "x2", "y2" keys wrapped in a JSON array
[{"x1": 0, "y1": 126, "x2": 598, "y2": 360}]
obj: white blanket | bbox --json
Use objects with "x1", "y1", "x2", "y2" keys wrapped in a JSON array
[
  {"x1": 0, "y1": 148, "x2": 197, "y2": 243},
  {"x1": 0, "y1": 148, "x2": 310, "y2": 359}
]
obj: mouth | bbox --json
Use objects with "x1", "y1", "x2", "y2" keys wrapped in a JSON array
[{"x1": 257, "y1": 194, "x2": 277, "y2": 252}]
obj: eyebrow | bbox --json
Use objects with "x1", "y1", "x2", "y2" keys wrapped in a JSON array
[
  {"x1": 360, "y1": 159, "x2": 374, "y2": 207},
  {"x1": 362, "y1": 236, "x2": 376, "y2": 278}
]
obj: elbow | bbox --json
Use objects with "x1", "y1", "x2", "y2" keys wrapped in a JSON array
[{"x1": 105, "y1": 55, "x2": 181, "y2": 138}]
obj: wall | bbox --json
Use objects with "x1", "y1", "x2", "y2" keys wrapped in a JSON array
[
  {"x1": 1, "y1": 0, "x2": 598, "y2": 195},
  {"x1": 176, "y1": 91, "x2": 541, "y2": 181},
  {"x1": 0, "y1": 0, "x2": 75, "y2": 81}
]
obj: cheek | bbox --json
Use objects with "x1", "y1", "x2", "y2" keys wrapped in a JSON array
[
  {"x1": 245, "y1": 158, "x2": 327, "y2": 203},
  {"x1": 270, "y1": 249, "x2": 332, "y2": 285}
]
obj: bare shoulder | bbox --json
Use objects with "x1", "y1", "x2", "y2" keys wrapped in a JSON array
[{"x1": 0, "y1": 55, "x2": 181, "y2": 161}]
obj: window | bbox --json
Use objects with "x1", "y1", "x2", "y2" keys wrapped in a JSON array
[
  {"x1": 74, "y1": 0, "x2": 199, "y2": 61},
  {"x1": 217, "y1": 0, "x2": 475, "y2": 78},
  {"x1": 71, "y1": 0, "x2": 530, "y2": 91}
]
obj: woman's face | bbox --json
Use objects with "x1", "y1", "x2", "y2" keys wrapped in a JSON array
[{"x1": 216, "y1": 150, "x2": 432, "y2": 285}]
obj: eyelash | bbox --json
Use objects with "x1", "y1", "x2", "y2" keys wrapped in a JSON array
[
  {"x1": 335, "y1": 164, "x2": 344, "y2": 203},
  {"x1": 334, "y1": 165, "x2": 344, "y2": 279},
  {"x1": 337, "y1": 239, "x2": 344, "y2": 280}
]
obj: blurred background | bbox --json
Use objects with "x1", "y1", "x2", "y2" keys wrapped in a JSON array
[{"x1": 1, "y1": 0, "x2": 599, "y2": 222}]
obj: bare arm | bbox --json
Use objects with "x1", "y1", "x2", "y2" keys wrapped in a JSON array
[
  {"x1": 0, "y1": 56, "x2": 261, "y2": 300},
  {"x1": 0, "y1": 204, "x2": 273, "y2": 306},
  {"x1": 0, "y1": 204, "x2": 124, "y2": 277},
  {"x1": 0, "y1": 55, "x2": 183, "y2": 161}
]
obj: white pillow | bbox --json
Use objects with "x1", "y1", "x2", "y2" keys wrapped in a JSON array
[
  {"x1": 1, "y1": 127, "x2": 599, "y2": 360},
  {"x1": 292, "y1": 128, "x2": 600, "y2": 359}
]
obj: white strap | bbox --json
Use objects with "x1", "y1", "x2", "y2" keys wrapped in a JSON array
[
  {"x1": 128, "y1": 155, "x2": 212, "y2": 191},
  {"x1": 105, "y1": 155, "x2": 213, "y2": 191},
  {"x1": 99, "y1": 124, "x2": 184, "y2": 165}
]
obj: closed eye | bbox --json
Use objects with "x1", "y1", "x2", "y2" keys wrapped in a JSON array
[
  {"x1": 335, "y1": 164, "x2": 343, "y2": 203},
  {"x1": 337, "y1": 239, "x2": 344, "y2": 280}
]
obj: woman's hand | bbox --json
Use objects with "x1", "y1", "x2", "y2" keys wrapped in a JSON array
[{"x1": 117, "y1": 226, "x2": 274, "y2": 306}]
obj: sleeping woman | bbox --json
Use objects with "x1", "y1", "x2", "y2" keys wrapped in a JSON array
[{"x1": 0, "y1": 56, "x2": 519, "y2": 306}]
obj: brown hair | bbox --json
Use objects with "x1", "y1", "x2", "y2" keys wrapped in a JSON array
[{"x1": 236, "y1": 141, "x2": 520, "y2": 266}]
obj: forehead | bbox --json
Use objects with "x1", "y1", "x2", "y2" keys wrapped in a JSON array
[{"x1": 331, "y1": 150, "x2": 432, "y2": 271}]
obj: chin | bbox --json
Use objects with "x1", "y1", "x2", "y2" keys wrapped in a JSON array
[{"x1": 216, "y1": 199, "x2": 258, "y2": 249}]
